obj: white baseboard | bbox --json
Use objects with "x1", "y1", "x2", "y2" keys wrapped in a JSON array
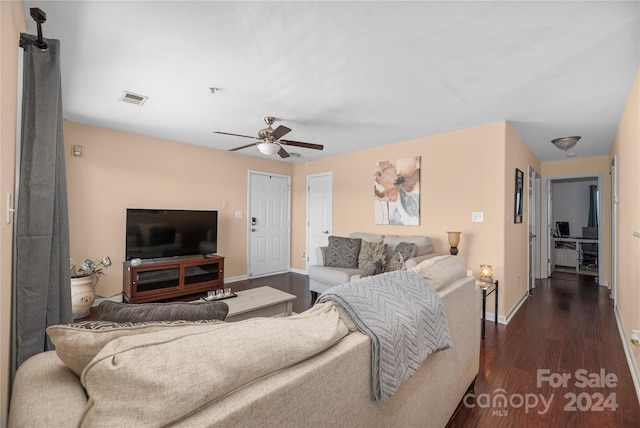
[
  {"x1": 505, "y1": 291, "x2": 529, "y2": 324},
  {"x1": 290, "y1": 267, "x2": 307, "y2": 275},
  {"x1": 483, "y1": 290, "x2": 529, "y2": 325},
  {"x1": 224, "y1": 274, "x2": 249, "y2": 283},
  {"x1": 614, "y1": 307, "x2": 640, "y2": 406}
]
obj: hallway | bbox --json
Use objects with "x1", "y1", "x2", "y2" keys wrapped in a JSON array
[{"x1": 449, "y1": 272, "x2": 640, "y2": 427}]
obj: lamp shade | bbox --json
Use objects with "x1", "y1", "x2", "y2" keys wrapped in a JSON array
[
  {"x1": 480, "y1": 264, "x2": 493, "y2": 282},
  {"x1": 447, "y1": 231, "x2": 461, "y2": 247},
  {"x1": 551, "y1": 136, "x2": 580, "y2": 151},
  {"x1": 257, "y1": 141, "x2": 280, "y2": 156},
  {"x1": 447, "y1": 231, "x2": 461, "y2": 255}
]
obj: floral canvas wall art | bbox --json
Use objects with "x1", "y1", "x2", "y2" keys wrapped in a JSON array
[{"x1": 374, "y1": 156, "x2": 420, "y2": 225}]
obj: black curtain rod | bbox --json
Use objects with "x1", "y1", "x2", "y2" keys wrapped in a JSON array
[{"x1": 20, "y1": 8, "x2": 48, "y2": 50}]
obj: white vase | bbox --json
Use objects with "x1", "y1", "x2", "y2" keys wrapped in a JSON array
[{"x1": 70, "y1": 276, "x2": 96, "y2": 319}]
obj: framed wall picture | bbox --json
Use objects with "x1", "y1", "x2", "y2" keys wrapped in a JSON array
[
  {"x1": 374, "y1": 156, "x2": 420, "y2": 225},
  {"x1": 514, "y1": 168, "x2": 524, "y2": 224}
]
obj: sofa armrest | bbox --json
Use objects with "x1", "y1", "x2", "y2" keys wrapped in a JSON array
[{"x1": 315, "y1": 246, "x2": 328, "y2": 266}]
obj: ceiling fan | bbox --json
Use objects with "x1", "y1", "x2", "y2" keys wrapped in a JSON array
[{"x1": 216, "y1": 116, "x2": 323, "y2": 158}]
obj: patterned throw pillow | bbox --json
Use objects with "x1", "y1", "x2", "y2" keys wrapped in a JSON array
[
  {"x1": 361, "y1": 258, "x2": 385, "y2": 277},
  {"x1": 394, "y1": 242, "x2": 416, "y2": 261},
  {"x1": 384, "y1": 252, "x2": 407, "y2": 272},
  {"x1": 358, "y1": 241, "x2": 387, "y2": 269},
  {"x1": 325, "y1": 236, "x2": 362, "y2": 268},
  {"x1": 47, "y1": 319, "x2": 224, "y2": 376}
]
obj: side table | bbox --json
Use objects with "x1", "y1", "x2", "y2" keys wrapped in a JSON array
[{"x1": 476, "y1": 279, "x2": 498, "y2": 339}]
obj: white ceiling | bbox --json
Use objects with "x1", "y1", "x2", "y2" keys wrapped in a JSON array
[{"x1": 23, "y1": 1, "x2": 639, "y2": 163}]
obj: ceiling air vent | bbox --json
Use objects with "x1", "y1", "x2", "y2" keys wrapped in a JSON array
[{"x1": 120, "y1": 91, "x2": 148, "y2": 106}]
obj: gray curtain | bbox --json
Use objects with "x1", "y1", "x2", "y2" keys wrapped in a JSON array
[
  {"x1": 588, "y1": 185, "x2": 598, "y2": 228},
  {"x1": 14, "y1": 35, "x2": 72, "y2": 366}
]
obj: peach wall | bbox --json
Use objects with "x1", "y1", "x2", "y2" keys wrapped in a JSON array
[
  {"x1": 540, "y1": 156, "x2": 612, "y2": 285},
  {"x1": 609, "y1": 67, "x2": 640, "y2": 373},
  {"x1": 504, "y1": 124, "x2": 541, "y2": 318},
  {"x1": 292, "y1": 122, "x2": 531, "y2": 315},
  {"x1": 64, "y1": 121, "x2": 293, "y2": 299},
  {"x1": 1, "y1": 1, "x2": 25, "y2": 423}
]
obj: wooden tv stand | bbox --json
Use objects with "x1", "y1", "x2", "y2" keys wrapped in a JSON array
[{"x1": 123, "y1": 255, "x2": 224, "y2": 304}]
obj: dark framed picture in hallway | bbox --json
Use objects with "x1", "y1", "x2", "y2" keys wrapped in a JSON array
[{"x1": 514, "y1": 168, "x2": 524, "y2": 223}]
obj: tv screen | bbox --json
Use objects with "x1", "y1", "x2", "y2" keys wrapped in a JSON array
[{"x1": 126, "y1": 209, "x2": 218, "y2": 260}]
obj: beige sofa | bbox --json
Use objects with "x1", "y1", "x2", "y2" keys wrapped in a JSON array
[
  {"x1": 308, "y1": 233, "x2": 437, "y2": 298},
  {"x1": 9, "y1": 275, "x2": 480, "y2": 428}
]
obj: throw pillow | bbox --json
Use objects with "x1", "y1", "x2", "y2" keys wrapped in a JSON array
[
  {"x1": 393, "y1": 242, "x2": 416, "y2": 261},
  {"x1": 97, "y1": 300, "x2": 229, "y2": 323},
  {"x1": 361, "y1": 258, "x2": 385, "y2": 278},
  {"x1": 409, "y1": 255, "x2": 467, "y2": 291},
  {"x1": 384, "y1": 252, "x2": 407, "y2": 272},
  {"x1": 47, "y1": 320, "x2": 225, "y2": 376},
  {"x1": 357, "y1": 240, "x2": 387, "y2": 269},
  {"x1": 324, "y1": 236, "x2": 362, "y2": 268}
]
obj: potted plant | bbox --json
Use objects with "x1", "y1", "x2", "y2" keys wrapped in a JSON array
[{"x1": 70, "y1": 256, "x2": 111, "y2": 319}]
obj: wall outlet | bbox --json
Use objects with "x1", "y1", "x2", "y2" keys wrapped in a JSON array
[
  {"x1": 235, "y1": 210, "x2": 243, "y2": 218},
  {"x1": 472, "y1": 211, "x2": 484, "y2": 222},
  {"x1": 631, "y1": 330, "x2": 640, "y2": 346}
]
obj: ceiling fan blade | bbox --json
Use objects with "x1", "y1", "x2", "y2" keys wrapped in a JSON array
[
  {"x1": 278, "y1": 146, "x2": 291, "y2": 158},
  {"x1": 271, "y1": 125, "x2": 291, "y2": 141},
  {"x1": 214, "y1": 131, "x2": 256, "y2": 139},
  {"x1": 229, "y1": 142, "x2": 258, "y2": 152},
  {"x1": 279, "y1": 139, "x2": 324, "y2": 151}
]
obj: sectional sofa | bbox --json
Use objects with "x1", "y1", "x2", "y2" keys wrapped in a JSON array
[{"x1": 9, "y1": 269, "x2": 480, "y2": 427}]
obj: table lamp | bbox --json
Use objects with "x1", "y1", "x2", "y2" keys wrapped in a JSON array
[{"x1": 447, "y1": 231, "x2": 461, "y2": 255}]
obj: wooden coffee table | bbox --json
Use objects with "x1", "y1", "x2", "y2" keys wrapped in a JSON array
[{"x1": 224, "y1": 286, "x2": 296, "y2": 322}]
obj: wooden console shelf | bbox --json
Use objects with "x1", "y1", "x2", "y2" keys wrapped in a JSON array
[{"x1": 123, "y1": 255, "x2": 224, "y2": 304}]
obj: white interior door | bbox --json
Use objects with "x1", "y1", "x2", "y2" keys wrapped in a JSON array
[
  {"x1": 306, "y1": 173, "x2": 332, "y2": 270},
  {"x1": 248, "y1": 172, "x2": 290, "y2": 277}
]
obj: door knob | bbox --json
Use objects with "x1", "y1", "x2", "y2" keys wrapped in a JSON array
[
  {"x1": 251, "y1": 228, "x2": 256, "y2": 232},
  {"x1": 322, "y1": 230, "x2": 329, "y2": 234}
]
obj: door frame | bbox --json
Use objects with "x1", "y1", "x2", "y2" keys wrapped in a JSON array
[
  {"x1": 527, "y1": 166, "x2": 541, "y2": 295},
  {"x1": 610, "y1": 156, "x2": 618, "y2": 306},
  {"x1": 247, "y1": 170, "x2": 291, "y2": 277},
  {"x1": 305, "y1": 172, "x2": 333, "y2": 272},
  {"x1": 543, "y1": 172, "x2": 604, "y2": 285}
]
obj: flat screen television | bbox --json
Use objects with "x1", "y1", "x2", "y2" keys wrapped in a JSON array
[{"x1": 125, "y1": 209, "x2": 218, "y2": 260}]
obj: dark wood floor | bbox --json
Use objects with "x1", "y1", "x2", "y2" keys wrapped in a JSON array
[{"x1": 449, "y1": 271, "x2": 640, "y2": 427}]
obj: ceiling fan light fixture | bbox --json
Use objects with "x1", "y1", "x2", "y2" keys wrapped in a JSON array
[
  {"x1": 551, "y1": 136, "x2": 581, "y2": 151},
  {"x1": 257, "y1": 141, "x2": 280, "y2": 156}
]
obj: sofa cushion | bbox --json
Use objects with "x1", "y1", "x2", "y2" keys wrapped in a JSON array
[
  {"x1": 361, "y1": 258, "x2": 385, "y2": 277},
  {"x1": 409, "y1": 255, "x2": 467, "y2": 291},
  {"x1": 96, "y1": 300, "x2": 229, "y2": 323},
  {"x1": 382, "y1": 235, "x2": 433, "y2": 258},
  {"x1": 80, "y1": 303, "x2": 348, "y2": 426},
  {"x1": 309, "y1": 264, "x2": 361, "y2": 287},
  {"x1": 358, "y1": 240, "x2": 387, "y2": 269},
  {"x1": 325, "y1": 236, "x2": 362, "y2": 268},
  {"x1": 349, "y1": 232, "x2": 384, "y2": 244},
  {"x1": 47, "y1": 320, "x2": 224, "y2": 376}
]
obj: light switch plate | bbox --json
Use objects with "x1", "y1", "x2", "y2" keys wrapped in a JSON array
[{"x1": 472, "y1": 211, "x2": 484, "y2": 222}]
